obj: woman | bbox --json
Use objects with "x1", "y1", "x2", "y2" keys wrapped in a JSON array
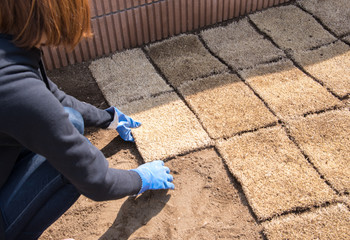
[{"x1": 0, "y1": 0, "x2": 174, "y2": 239}]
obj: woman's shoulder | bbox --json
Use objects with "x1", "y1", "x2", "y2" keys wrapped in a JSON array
[{"x1": 0, "y1": 34, "x2": 41, "y2": 70}]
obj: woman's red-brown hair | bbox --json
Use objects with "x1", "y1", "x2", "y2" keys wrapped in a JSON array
[{"x1": 0, "y1": 0, "x2": 92, "y2": 49}]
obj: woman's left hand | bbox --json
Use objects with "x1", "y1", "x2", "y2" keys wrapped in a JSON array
[{"x1": 106, "y1": 107, "x2": 141, "y2": 142}]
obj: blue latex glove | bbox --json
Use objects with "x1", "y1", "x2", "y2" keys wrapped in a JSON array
[
  {"x1": 106, "y1": 107, "x2": 141, "y2": 142},
  {"x1": 131, "y1": 160, "x2": 175, "y2": 195}
]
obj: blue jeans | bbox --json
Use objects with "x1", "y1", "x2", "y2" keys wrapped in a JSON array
[{"x1": 0, "y1": 107, "x2": 84, "y2": 240}]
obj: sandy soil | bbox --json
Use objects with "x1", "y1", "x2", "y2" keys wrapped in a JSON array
[{"x1": 39, "y1": 63, "x2": 262, "y2": 240}]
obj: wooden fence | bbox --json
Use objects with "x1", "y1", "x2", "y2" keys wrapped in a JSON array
[{"x1": 42, "y1": 0, "x2": 290, "y2": 70}]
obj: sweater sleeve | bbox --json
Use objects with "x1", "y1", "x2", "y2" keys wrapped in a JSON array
[
  {"x1": 0, "y1": 73, "x2": 141, "y2": 201},
  {"x1": 47, "y1": 78, "x2": 113, "y2": 128}
]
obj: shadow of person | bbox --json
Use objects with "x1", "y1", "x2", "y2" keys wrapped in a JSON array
[
  {"x1": 100, "y1": 136, "x2": 142, "y2": 161},
  {"x1": 98, "y1": 190, "x2": 171, "y2": 240}
]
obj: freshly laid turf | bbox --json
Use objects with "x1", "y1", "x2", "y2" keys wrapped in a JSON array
[
  {"x1": 249, "y1": 5, "x2": 336, "y2": 52},
  {"x1": 118, "y1": 92, "x2": 212, "y2": 162},
  {"x1": 287, "y1": 110, "x2": 350, "y2": 194},
  {"x1": 239, "y1": 59, "x2": 341, "y2": 120},
  {"x1": 89, "y1": 49, "x2": 172, "y2": 106},
  {"x1": 297, "y1": 0, "x2": 350, "y2": 36},
  {"x1": 343, "y1": 35, "x2": 350, "y2": 44},
  {"x1": 145, "y1": 34, "x2": 227, "y2": 88},
  {"x1": 263, "y1": 204, "x2": 350, "y2": 240},
  {"x1": 178, "y1": 73, "x2": 277, "y2": 139},
  {"x1": 201, "y1": 18, "x2": 285, "y2": 70},
  {"x1": 293, "y1": 41, "x2": 350, "y2": 98},
  {"x1": 216, "y1": 126, "x2": 337, "y2": 221}
]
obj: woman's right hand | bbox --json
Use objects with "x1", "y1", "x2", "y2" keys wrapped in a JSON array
[{"x1": 130, "y1": 160, "x2": 175, "y2": 195}]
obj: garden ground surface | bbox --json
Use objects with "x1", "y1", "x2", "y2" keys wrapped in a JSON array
[{"x1": 41, "y1": 0, "x2": 349, "y2": 239}]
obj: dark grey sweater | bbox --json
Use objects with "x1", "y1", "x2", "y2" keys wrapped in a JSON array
[{"x1": 0, "y1": 34, "x2": 141, "y2": 235}]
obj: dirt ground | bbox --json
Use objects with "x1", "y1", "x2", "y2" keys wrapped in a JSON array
[{"x1": 39, "y1": 63, "x2": 263, "y2": 240}]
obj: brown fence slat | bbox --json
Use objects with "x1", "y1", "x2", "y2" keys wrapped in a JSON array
[
  {"x1": 112, "y1": 14, "x2": 124, "y2": 51},
  {"x1": 127, "y1": 10, "x2": 138, "y2": 47},
  {"x1": 118, "y1": 0, "x2": 125, "y2": 10},
  {"x1": 253, "y1": 0, "x2": 258, "y2": 10},
  {"x1": 51, "y1": 48, "x2": 61, "y2": 69},
  {"x1": 211, "y1": 0, "x2": 217, "y2": 25},
  {"x1": 246, "y1": 0, "x2": 252, "y2": 13},
  {"x1": 120, "y1": 11, "x2": 131, "y2": 49},
  {"x1": 98, "y1": 18, "x2": 111, "y2": 55},
  {"x1": 167, "y1": 0, "x2": 175, "y2": 36},
  {"x1": 140, "y1": 2, "x2": 150, "y2": 44},
  {"x1": 42, "y1": 47, "x2": 53, "y2": 70},
  {"x1": 199, "y1": 0, "x2": 205, "y2": 27},
  {"x1": 227, "y1": 0, "x2": 233, "y2": 19},
  {"x1": 103, "y1": 0, "x2": 111, "y2": 12},
  {"x1": 106, "y1": 15, "x2": 117, "y2": 53},
  {"x1": 233, "y1": 0, "x2": 239, "y2": 17},
  {"x1": 72, "y1": 44, "x2": 83, "y2": 64},
  {"x1": 91, "y1": 19, "x2": 103, "y2": 57},
  {"x1": 205, "y1": 0, "x2": 211, "y2": 25},
  {"x1": 133, "y1": 7, "x2": 144, "y2": 45},
  {"x1": 85, "y1": 37, "x2": 96, "y2": 60},
  {"x1": 240, "y1": 0, "x2": 247, "y2": 15},
  {"x1": 124, "y1": 0, "x2": 138, "y2": 47},
  {"x1": 147, "y1": 4, "x2": 157, "y2": 42},
  {"x1": 187, "y1": 0, "x2": 193, "y2": 31},
  {"x1": 180, "y1": 0, "x2": 187, "y2": 32},
  {"x1": 65, "y1": 47, "x2": 76, "y2": 66},
  {"x1": 57, "y1": 46, "x2": 68, "y2": 67},
  {"x1": 193, "y1": 0, "x2": 199, "y2": 29},
  {"x1": 94, "y1": 0, "x2": 104, "y2": 16},
  {"x1": 154, "y1": 2, "x2": 163, "y2": 40},
  {"x1": 162, "y1": 1, "x2": 168, "y2": 38},
  {"x1": 217, "y1": 0, "x2": 224, "y2": 23},
  {"x1": 174, "y1": 0, "x2": 181, "y2": 34},
  {"x1": 262, "y1": 0, "x2": 268, "y2": 8},
  {"x1": 79, "y1": 40, "x2": 90, "y2": 61},
  {"x1": 110, "y1": 0, "x2": 118, "y2": 12},
  {"x1": 257, "y1": 0, "x2": 263, "y2": 10}
]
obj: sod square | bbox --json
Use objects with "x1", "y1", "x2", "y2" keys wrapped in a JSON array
[
  {"x1": 293, "y1": 41, "x2": 350, "y2": 98},
  {"x1": 263, "y1": 204, "x2": 350, "y2": 240},
  {"x1": 343, "y1": 35, "x2": 350, "y2": 44},
  {"x1": 145, "y1": 34, "x2": 227, "y2": 88},
  {"x1": 118, "y1": 92, "x2": 212, "y2": 162},
  {"x1": 178, "y1": 73, "x2": 277, "y2": 139},
  {"x1": 287, "y1": 110, "x2": 350, "y2": 194},
  {"x1": 343, "y1": 196, "x2": 350, "y2": 209},
  {"x1": 89, "y1": 49, "x2": 172, "y2": 106},
  {"x1": 249, "y1": 5, "x2": 336, "y2": 52},
  {"x1": 239, "y1": 59, "x2": 341, "y2": 120},
  {"x1": 200, "y1": 18, "x2": 285, "y2": 70},
  {"x1": 216, "y1": 126, "x2": 337, "y2": 220},
  {"x1": 297, "y1": 0, "x2": 350, "y2": 36},
  {"x1": 345, "y1": 98, "x2": 350, "y2": 108}
]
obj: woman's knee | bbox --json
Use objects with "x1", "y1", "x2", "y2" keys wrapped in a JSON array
[{"x1": 63, "y1": 107, "x2": 84, "y2": 134}]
